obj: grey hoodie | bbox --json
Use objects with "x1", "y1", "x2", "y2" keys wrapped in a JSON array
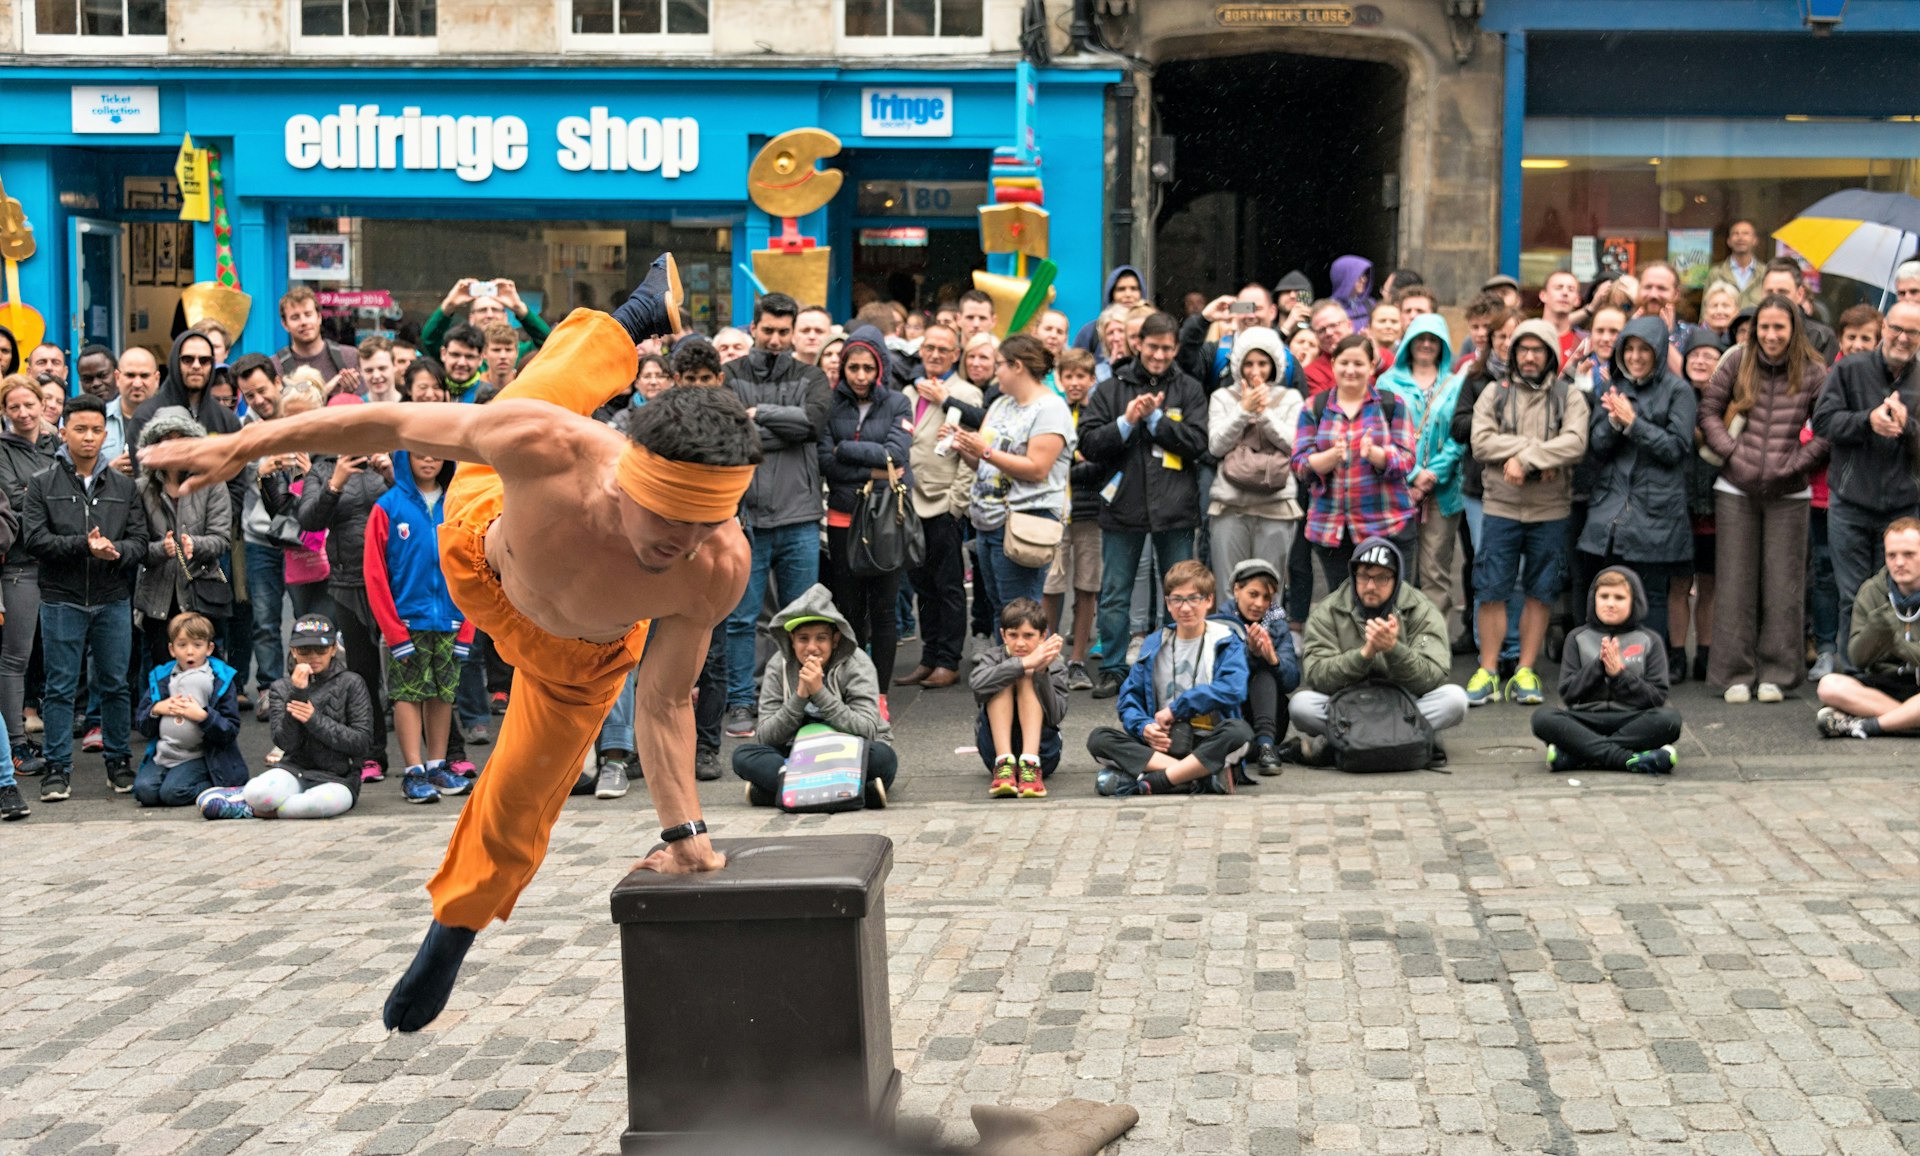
[{"x1": 755, "y1": 583, "x2": 894, "y2": 749}]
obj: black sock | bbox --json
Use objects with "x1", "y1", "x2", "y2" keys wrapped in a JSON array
[
  {"x1": 383, "y1": 920, "x2": 477, "y2": 1032},
  {"x1": 1861, "y1": 718, "x2": 1884, "y2": 737},
  {"x1": 1141, "y1": 770, "x2": 1174, "y2": 794}
]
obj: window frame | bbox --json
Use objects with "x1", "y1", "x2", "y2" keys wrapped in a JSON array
[
  {"x1": 288, "y1": 0, "x2": 439, "y2": 56},
  {"x1": 557, "y1": 0, "x2": 713, "y2": 55},
  {"x1": 21, "y1": 0, "x2": 169, "y2": 55},
  {"x1": 835, "y1": 0, "x2": 989, "y2": 56}
]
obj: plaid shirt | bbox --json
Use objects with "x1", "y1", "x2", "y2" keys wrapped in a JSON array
[{"x1": 1290, "y1": 390, "x2": 1419, "y2": 548}]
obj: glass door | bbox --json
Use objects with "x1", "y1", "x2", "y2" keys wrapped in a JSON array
[{"x1": 71, "y1": 217, "x2": 124, "y2": 353}]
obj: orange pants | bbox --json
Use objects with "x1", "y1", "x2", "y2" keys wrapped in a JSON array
[{"x1": 428, "y1": 310, "x2": 644, "y2": 930}]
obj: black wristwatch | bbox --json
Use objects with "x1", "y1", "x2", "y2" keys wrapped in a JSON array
[{"x1": 660, "y1": 819, "x2": 708, "y2": 844}]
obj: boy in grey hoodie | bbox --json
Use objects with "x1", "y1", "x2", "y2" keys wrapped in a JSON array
[{"x1": 732, "y1": 584, "x2": 896, "y2": 808}]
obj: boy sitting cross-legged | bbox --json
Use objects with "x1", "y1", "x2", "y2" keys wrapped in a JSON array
[
  {"x1": 1530, "y1": 566, "x2": 1683, "y2": 774},
  {"x1": 969, "y1": 597, "x2": 1071, "y2": 799},
  {"x1": 1087, "y1": 560, "x2": 1253, "y2": 797}
]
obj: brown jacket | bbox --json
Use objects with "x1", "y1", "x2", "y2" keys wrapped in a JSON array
[{"x1": 1699, "y1": 346, "x2": 1829, "y2": 499}]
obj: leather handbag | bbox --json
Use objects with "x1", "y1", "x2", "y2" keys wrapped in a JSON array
[
  {"x1": 1002, "y1": 510, "x2": 1064, "y2": 569},
  {"x1": 848, "y1": 452, "x2": 924, "y2": 577}
]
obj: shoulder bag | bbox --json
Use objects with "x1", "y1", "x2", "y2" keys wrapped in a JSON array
[{"x1": 848, "y1": 452, "x2": 924, "y2": 576}]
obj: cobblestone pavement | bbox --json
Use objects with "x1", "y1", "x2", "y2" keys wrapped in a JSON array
[{"x1": 4, "y1": 656, "x2": 1920, "y2": 1155}]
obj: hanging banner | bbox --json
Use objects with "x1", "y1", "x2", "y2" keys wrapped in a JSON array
[{"x1": 175, "y1": 134, "x2": 211, "y2": 222}]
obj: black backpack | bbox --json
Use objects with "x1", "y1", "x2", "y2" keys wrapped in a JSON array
[{"x1": 1324, "y1": 680, "x2": 1435, "y2": 772}]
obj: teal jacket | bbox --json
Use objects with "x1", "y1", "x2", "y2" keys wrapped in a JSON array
[{"x1": 1381, "y1": 314, "x2": 1464, "y2": 517}]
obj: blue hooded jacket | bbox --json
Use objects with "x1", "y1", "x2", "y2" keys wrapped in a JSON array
[
  {"x1": 364, "y1": 450, "x2": 472, "y2": 657},
  {"x1": 1116, "y1": 618, "x2": 1249, "y2": 740},
  {"x1": 1380, "y1": 314, "x2": 1465, "y2": 516},
  {"x1": 1073, "y1": 264, "x2": 1151, "y2": 352},
  {"x1": 134, "y1": 656, "x2": 247, "y2": 788}
]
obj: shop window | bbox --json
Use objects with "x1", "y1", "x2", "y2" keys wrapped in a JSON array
[
  {"x1": 1520, "y1": 145, "x2": 1920, "y2": 323},
  {"x1": 285, "y1": 217, "x2": 737, "y2": 342},
  {"x1": 568, "y1": 0, "x2": 709, "y2": 36},
  {"x1": 297, "y1": 0, "x2": 436, "y2": 40},
  {"x1": 26, "y1": 0, "x2": 166, "y2": 51},
  {"x1": 842, "y1": 0, "x2": 984, "y2": 49}
]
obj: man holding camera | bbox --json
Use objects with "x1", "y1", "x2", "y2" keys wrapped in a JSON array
[
  {"x1": 421, "y1": 278, "x2": 552, "y2": 362},
  {"x1": 1178, "y1": 283, "x2": 1280, "y2": 391}
]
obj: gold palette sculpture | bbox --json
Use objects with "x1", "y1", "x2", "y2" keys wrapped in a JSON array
[{"x1": 748, "y1": 128, "x2": 843, "y2": 307}]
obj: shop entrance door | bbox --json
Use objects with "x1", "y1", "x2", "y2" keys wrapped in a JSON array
[{"x1": 71, "y1": 217, "x2": 124, "y2": 353}]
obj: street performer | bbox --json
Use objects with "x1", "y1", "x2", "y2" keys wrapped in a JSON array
[{"x1": 142, "y1": 255, "x2": 757, "y2": 1032}]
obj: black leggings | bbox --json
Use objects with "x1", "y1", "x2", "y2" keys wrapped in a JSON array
[
  {"x1": 1530, "y1": 706, "x2": 1683, "y2": 770},
  {"x1": 825, "y1": 525, "x2": 901, "y2": 689},
  {"x1": 1244, "y1": 665, "x2": 1288, "y2": 744}
]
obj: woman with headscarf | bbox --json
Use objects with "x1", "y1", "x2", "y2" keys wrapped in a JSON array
[
  {"x1": 1330, "y1": 255, "x2": 1377, "y2": 331},
  {"x1": 1072, "y1": 265, "x2": 1148, "y2": 352},
  {"x1": 133, "y1": 408, "x2": 233, "y2": 667},
  {"x1": 1699, "y1": 294, "x2": 1829, "y2": 703},
  {"x1": 819, "y1": 326, "x2": 916, "y2": 694}
]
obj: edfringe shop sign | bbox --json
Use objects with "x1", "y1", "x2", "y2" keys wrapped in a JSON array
[{"x1": 283, "y1": 105, "x2": 700, "y2": 184}]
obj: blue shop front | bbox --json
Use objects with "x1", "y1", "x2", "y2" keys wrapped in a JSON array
[{"x1": 0, "y1": 65, "x2": 1115, "y2": 362}]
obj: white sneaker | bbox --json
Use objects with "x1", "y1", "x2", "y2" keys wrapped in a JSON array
[
  {"x1": 1755, "y1": 682, "x2": 1783, "y2": 703},
  {"x1": 1723, "y1": 684, "x2": 1751, "y2": 704}
]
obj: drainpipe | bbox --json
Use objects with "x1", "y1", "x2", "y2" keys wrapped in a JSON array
[{"x1": 1109, "y1": 76, "x2": 1136, "y2": 268}]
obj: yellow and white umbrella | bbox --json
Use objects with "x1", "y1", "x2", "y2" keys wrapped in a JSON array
[{"x1": 1772, "y1": 189, "x2": 1920, "y2": 296}]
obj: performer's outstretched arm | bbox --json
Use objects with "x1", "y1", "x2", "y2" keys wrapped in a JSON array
[{"x1": 141, "y1": 398, "x2": 571, "y2": 495}]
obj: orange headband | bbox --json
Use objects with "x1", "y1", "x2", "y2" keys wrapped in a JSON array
[{"x1": 616, "y1": 444, "x2": 753, "y2": 522}]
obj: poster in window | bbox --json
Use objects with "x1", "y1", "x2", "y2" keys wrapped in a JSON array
[
  {"x1": 130, "y1": 222, "x2": 156, "y2": 286},
  {"x1": 155, "y1": 220, "x2": 178, "y2": 284},
  {"x1": 289, "y1": 234, "x2": 351, "y2": 282},
  {"x1": 1570, "y1": 236, "x2": 1598, "y2": 283},
  {"x1": 173, "y1": 222, "x2": 197, "y2": 286},
  {"x1": 1668, "y1": 229, "x2": 1713, "y2": 290},
  {"x1": 1599, "y1": 237, "x2": 1636, "y2": 277}
]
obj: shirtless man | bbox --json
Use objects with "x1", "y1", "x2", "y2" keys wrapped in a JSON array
[{"x1": 143, "y1": 256, "x2": 759, "y2": 1032}]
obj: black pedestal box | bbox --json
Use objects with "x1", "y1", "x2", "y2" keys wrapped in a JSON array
[{"x1": 608, "y1": 834, "x2": 899, "y2": 1153}]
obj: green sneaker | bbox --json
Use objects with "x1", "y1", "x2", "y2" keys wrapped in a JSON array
[
  {"x1": 1505, "y1": 666, "x2": 1544, "y2": 705},
  {"x1": 1465, "y1": 667, "x2": 1500, "y2": 707},
  {"x1": 1544, "y1": 744, "x2": 1572, "y2": 773},
  {"x1": 1624, "y1": 745, "x2": 1678, "y2": 775}
]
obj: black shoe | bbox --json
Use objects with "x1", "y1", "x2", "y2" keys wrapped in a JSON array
[
  {"x1": 1231, "y1": 760, "x2": 1257, "y2": 787},
  {"x1": 1090, "y1": 671, "x2": 1122, "y2": 700},
  {"x1": 384, "y1": 920, "x2": 477, "y2": 1033},
  {"x1": 106, "y1": 758, "x2": 134, "y2": 794},
  {"x1": 1668, "y1": 645, "x2": 1688, "y2": 684},
  {"x1": 1254, "y1": 741, "x2": 1285, "y2": 777},
  {"x1": 613, "y1": 253, "x2": 684, "y2": 341},
  {"x1": 40, "y1": 770, "x2": 70, "y2": 802},
  {"x1": 695, "y1": 748, "x2": 721, "y2": 781},
  {"x1": 725, "y1": 706, "x2": 756, "y2": 738},
  {"x1": 0, "y1": 782, "x2": 28, "y2": 820},
  {"x1": 1497, "y1": 656, "x2": 1518, "y2": 681},
  {"x1": 570, "y1": 766, "x2": 597, "y2": 797},
  {"x1": 745, "y1": 783, "x2": 774, "y2": 807},
  {"x1": 1427, "y1": 742, "x2": 1449, "y2": 770},
  {"x1": 12, "y1": 742, "x2": 45, "y2": 777},
  {"x1": 1692, "y1": 647, "x2": 1710, "y2": 683}
]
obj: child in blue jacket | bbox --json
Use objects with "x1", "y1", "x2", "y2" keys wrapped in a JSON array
[
  {"x1": 1087, "y1": 560, "x2": 1253, "y2": 796},
  {"x1": 132, "y1": 612, "x2": 247, "y2": 807},
  {"x1": 365, "y1": 450, "x2": 475, "y2": 805}
]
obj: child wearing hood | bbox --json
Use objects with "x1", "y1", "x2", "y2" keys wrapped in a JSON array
[
  {"x1": 1530, "y1": 566, "x2": 1682, "y2": 774},
  {"x1": 734, "y1": 584, "x2": 896, "y2": 809},
  {"x1": 366, "y1": 449, "x2": 475, "y2": 804},
  {"x1": 1205, "y1": 326, "x2": 1303, "y2": 587},
  {"x1": 1215, "y1": 559, "x2": 1299, "y2": 777}
]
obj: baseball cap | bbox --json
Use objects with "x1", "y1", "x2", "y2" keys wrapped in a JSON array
[
  {"x1": 289, "y1": 614, "x2": 338, "y2": 649},
  {"x1": 784, "y1": 615, "x2": 838, "y2": 633},
  {"x1": 1481, "y1": 274, "x2": 1521, "y2": 293}
]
